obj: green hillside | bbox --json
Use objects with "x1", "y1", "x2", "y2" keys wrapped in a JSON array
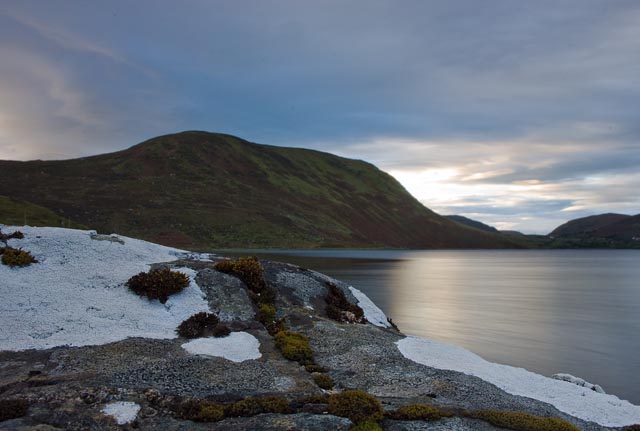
[
  {"x1": 0, "y1": 131, "x2": 519, "y2": 249},
  {"x1": 0, "y1": 196, "x2": 85, "y2": 229}
]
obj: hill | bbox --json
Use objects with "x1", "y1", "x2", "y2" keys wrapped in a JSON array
[
  {"x1": 547, "y1": 213, "x2": 640, "y2": 248},
  {"x1": 0, "y1": 131, "x2": 518, "y2": 249},
  {"x1": 0, "y1": 195, "x2": 85, "y2": 229},
  {"x1": 445, "y1": 215, "x2": 498, "y2": 233}
]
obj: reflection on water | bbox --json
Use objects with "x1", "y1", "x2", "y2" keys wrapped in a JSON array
[{"x1": 220, "y1": 249, "x2": 640, "y2": 403}]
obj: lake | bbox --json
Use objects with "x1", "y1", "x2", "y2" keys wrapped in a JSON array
[{"x1": 221, "y1": 249, "x2": 640, "y2": 404}]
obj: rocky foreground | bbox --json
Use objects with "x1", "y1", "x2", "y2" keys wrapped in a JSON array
[{"x1": 1, "y1": 227, "x2": 639, "y2": 430}]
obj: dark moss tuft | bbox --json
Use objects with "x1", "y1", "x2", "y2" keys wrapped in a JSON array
[
  {"x1": 126, "y1": 268, "x2": 189, "y2": 303},
  {"x1": 313, "y1": 373, "x2": 334, "y2": 390},
  {"x1": 325, "y1": 282, "x2": 365, "y2": 323},
  {"x1": 226, "y1": 396, "x2": 290, "y2": 417},
  {"x1": 212, "y1": 323, "x2": 231, "y2": 338},
  {"x1": 1, "y1": 247, "x2": 37, "y2": 267},
  {"x1": 328, "y1": 390, "x2": 383, "y2": 424},
  {"x1": 172, "y1": 399, "x2": 224, "y2": 422},
  {"x1": 176, "y1": 312, "x2": 219, "y2": 338},
  {"x1": 0, "y1": 398, "x2": 29, "y2": 422}
]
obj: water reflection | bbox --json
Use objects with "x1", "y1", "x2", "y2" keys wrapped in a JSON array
[{"x1": 220, "y1": 249, "x2": 640, "y2": 403}]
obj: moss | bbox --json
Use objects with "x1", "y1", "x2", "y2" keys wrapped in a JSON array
[
  {"x1": 0, "y1": 398, "x2": 29, "y2": 422},
  {"x1": 313, "y1": 373, "x2": 334, "y2": 390},
  {"x1": 176, "y1": 312, "x2": 219, "y2": 338},
  {"x1": 227, "y1": 396, "x2": 290, "y2": 417},
  {"x1": 325, "y1": 282, "x2": 365, "y2": 323},
  {"x1": 296, "y1": 394, "x2": 330, "y2": 405},
  {"x1": 1, "y1": 247, "x2": 37, "y2": 267},
  {"x1": 126, "y1": 268, "x2": 189, "y2": 303},
  {"x1": 349, "y1": 419, "x2": 383, "y2": 431},
  {"x1": 257, "y1": 303, "x2": 276, "y2": 323},
  {"x1": 328, "y1": 390, "x2": 383, "y2": 424},
  {"x1": 173, "y1": 399, "x2": 224, "y2": 422},
  {"x1": 212, "y1": 323, "x2": 231, "y2": 338},
  {"x1": 388, "y1": 404, "x2": 453, "y2": 421},
  {"x1": 623, "y1": 426, "x2": 640, "y2": 431},
  {"x1": 215, "y1": 256, "x2": 268, "y2": 295},
  {"x1": 304, "y1": 364, "x2": 327, "y2": 373},
  {"x1": 274, "y1": 330, "x2": 314, "y2": 365},
  {"x1": 0, "y1": 230, "x2": 24, "y2": 241},
  {"x1": 470, "y1": 410, "x2": 580, "y2": 431}
]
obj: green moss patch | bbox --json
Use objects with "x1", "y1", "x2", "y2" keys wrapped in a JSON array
[
  {"x1": 274, "y1": 330, "x2": 314, "y2": 365},
  {"x1": 387, "y1": 403, "x2": 453, "y2": 421},
  {"x1": 1, "y1": 247, "x2": 37, "y2": 267},
  {"x1": 470, "y1": 410, "x2": 580, "y2": 431},
  {"x1": 328, "y1": 390, "x2": 383, "y2": 424}
]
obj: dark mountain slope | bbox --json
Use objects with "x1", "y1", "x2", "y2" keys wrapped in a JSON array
[
  {"x1": 550, "y1": 213, "x2": 630, "y2": 237},
  {"x1": 0, "y1": 131, "x2": 518, "y2": 249},
  {"x1": 445, "y1": 215, "x2": 498, "y2": 233}
]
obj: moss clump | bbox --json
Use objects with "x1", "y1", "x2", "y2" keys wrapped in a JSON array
[
  {"x1": 325, "y1": 282, "x2": 365, "y2": 323},
  {"x1": 0, "y1": 230, "x2": 24, "y2": 241},
  {"x1": 126, "y1": 268, "x2": 189, "y2": 303},
  {"x1": 388, "y1": 404, "x2": 453, "y2": 421},
  {"x1": 226, "y1": 396, "x2": 290, "y2": 417},
  {"x1": 304, "y1": 364, "x2": 327, "y2": 373},
  {"x1": 274, "y1": 330, "x2": 314, "y2": 365},
  {"x1": 471, "y1": 410, "x2": 580, "y2": 431},
  {"x1": 313, "y1": 373, "x2": 334, "y2": 390},
  {"x1": 623, "y1": 426, "x2": 640, "y2": 431},
  {"x1": 215, "y1": 256, "x2": 277, "y2": 307},
  {"x1": 257, "y1": 303, "x2": 276, "y2": 323},
  {"x1": 176, "y1": 312, "x2": 220, "y2": 338},
  {"x1": 212, "y1": 323, "x2": 231, "y2": 338},
  {"x1": 0, "y1": 398, "x2": 29, "y2": 422},
  {"x1": 328, "y1": 390, "x2": 383, "y2": 424},
  {"x1": 173, "y1": 399, "x2": 224, "y2": 422},
  {"x1": 350, "y1": 419, "x2": 383, "y2": 431},
  {"x1": 1, "y1": 247, "x2": 37, "y2": 267}
]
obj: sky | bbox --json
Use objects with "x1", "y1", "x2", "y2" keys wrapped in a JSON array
[{"x1": 1, "y1": 0, "x2": 639, "y2": 233}]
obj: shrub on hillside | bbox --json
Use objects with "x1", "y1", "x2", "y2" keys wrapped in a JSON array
[
  {"x1": 0, "y1": 398, "x2": 29, "y2": 422},
  {"x1": 327, "y1": 390, "x2": 383, "y2": 424},
  {"x1": 469, "y1": 410, "x2": 580, "y2": 431},
  {"x1": 274, "y1": 330, "x2": 314, "y2": 365},
  {"x1": 325, "y1": 282, "x2": 365, "y2": 323},
  {"x1": 176, "y1": 312, "x2": 219, "y2": 338},
  {"x1": 126, "y1": 268, "x2": 189, "y2": 303},
  {"x1": 1, "y1": 247, "x2": 37, "y2": 267}
]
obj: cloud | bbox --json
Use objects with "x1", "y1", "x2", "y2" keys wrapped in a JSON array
[{"x1": 0, "y1": 0, "x2": 638, "y2": 231}]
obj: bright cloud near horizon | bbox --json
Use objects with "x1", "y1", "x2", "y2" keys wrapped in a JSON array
[{"x1": 1, "y1": 0, "x2": 639, "y2": 234}]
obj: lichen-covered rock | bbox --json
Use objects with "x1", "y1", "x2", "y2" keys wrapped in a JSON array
[{"x1": 195, "y1": 269, "x2": 255, "y2": 321}]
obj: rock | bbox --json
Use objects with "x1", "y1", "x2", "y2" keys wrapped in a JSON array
[
  {"x1": 195, "y1": 269, "x2": 255, "y2": 321},
  {"x1": 552, "y1": 373, "x2": 606, "y2": 394},
  {"x1": 202, "y1": 413, "x2": 352, "y2": 431}
]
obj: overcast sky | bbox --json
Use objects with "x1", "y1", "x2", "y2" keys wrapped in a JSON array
[{"x1": 1, "y1": 0, "x2": 639, "y2": 233}]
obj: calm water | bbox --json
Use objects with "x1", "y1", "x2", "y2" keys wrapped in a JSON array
[{"x1": 222, "y1": 249, "x2": 640, "y2": 403}]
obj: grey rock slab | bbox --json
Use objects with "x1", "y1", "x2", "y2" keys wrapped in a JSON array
[{"x1": 195, "y1": 268, "x2": 255, "y2": 321}]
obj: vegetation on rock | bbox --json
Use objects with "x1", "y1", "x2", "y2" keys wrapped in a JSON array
[
  {"x1": 312, "y1": 373, "x2": 334, "y2": 390},
  {"x1": 1, "y1": 247, "x2": 37, "y2": 267},
  {"x1": 469, "y1": 410, "x2": 580, "y2": 431},
  {"x1": 274, "y1": 330, "x2": 314, "y2": 365},
  {"x1": 349, "y1": 419, "x2": 384, "y2": 431},
  {"x1": 172, "y1": 399, "x2": 225, "y2": 422},
  {"x1": 226, "y1": 396, "x2": 291, "y2": 417},
  {"x1": 325, "y1": 282, "x2": 365, "y2": 323},
  {"x1": 176, "y1": 312, "x2": 220, "y2": 338},
  {"x1": 328, "y1": 390, "x2": 384, "y2": 424},
  {"x1": 387, "y1": 403, "x2": 453, "y2": 421},
  {"x1": 126, "y1": 268, "x2": 189, "y2": 303}
]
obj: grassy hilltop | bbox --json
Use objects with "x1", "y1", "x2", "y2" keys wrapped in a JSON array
[{"x1": 0, "y1": 131, "x2": 518, "y2": 249}]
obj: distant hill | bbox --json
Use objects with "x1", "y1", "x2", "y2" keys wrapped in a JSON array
[
  {"x1": 0, "y1": 131, "x2": 519, "y2": 249},
  {"x1": 445, "y1": 215, "x2": 498, "y2": 233},
  {"x1": 0, "y1": 196, "x2": 85, "y2": 229},
  {"x1": 547, "y1": 213, "x2": 640, "y2": 248}
]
